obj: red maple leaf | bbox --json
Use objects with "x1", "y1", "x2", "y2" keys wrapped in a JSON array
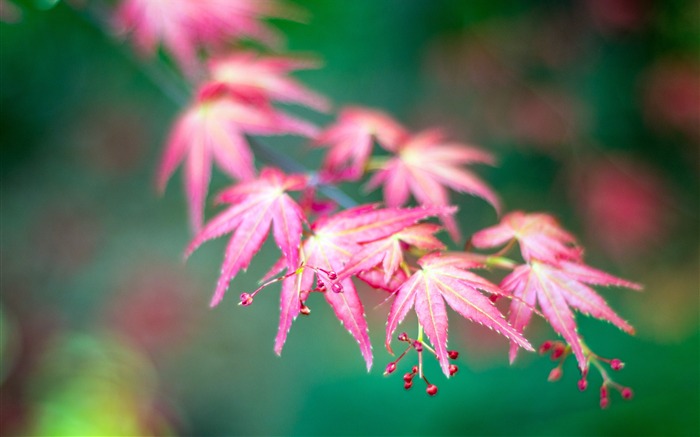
[
  {"x1": 471, "y1": 211, "x2": 582, "y2": 264},
  {"x1": 386, "y1": 253, "x2": 533, "y2": 376},
  {"x1": 501, "y1": 260, "x2": 641, "y2": 370},
  {"x1": 366, "y1": 129, "x2": 500, "y2": 242},
  {"x1": 275, "y1": 205, "x2": 453, "y2": 370},
  {"x1": 209, "y1": 53, "x2": 330, "y2": 112},
  {"x1": 314, "y1": 106, "x2": 408, "y2": 181},
  {"x1": 157, "y1": 83, "x2": 317, "y2": 230},
  {"x1": 186, "y1": 167, "x2": 308, "y2": 307}
]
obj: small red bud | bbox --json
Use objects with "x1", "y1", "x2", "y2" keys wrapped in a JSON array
[
  {"x1": 551, "y1": 345, "x2": 565, "y2": 360},
  {"x1": 384, "y1": 362, "x2": 396, "y2": 375},
  {"x1": 449, "y1": 364, "x2": 459, "y2": 376},
  {"x1": 426, "y1": 384, "x2": 438, "y2": 396},
  {"x1": 403, "y1": 372, "x2": 414, "y2": 382},
  {"x1": 539, "y1": 341, "x2": 553, "y2": 354},
  {"x1": 300, "y1": 304, "x2": 311, "y2": 316},
  {"x1": 600, "y1": 385, "x2": 609, "y2": 404},
  {"x1": 331, "y1": 282, "x2": 343, "y2": 293},
  {"x1": 398, "y1": 332, "x2": 409, "y2": 342},
  {"x1": 411, "y1": 365, "x2": 418, "y2": 374},
  {"x1": 447, "y1": 350, "x2": 459, "y2": 360},
  {"x1": 413, "y1": 341, "x2": 423, "y2": 352},
  {"x1": 578, "y1": 379, "x2": 588, "y2": 391},
  {"x1": 317, "y1": 279, "x2": 325, "y2": 289},
  {"x1": 327, "y1": 271, "x2": 338, "y2": 280},
  {"x1": 548, "y1": 367, "x2": 563, "y2": 382},
  {"x1": 240, "y1": 293, "x2": 253, "y2": 306},
  {"x1": 621, "y1": 387, "x2": 633, "y2": 400},
  {"x1": 404, "y1": 381, "x2": 413, "y2": 390},
  {"x1": 610, "y1": 359, "x2": 624, "y2": 371}
]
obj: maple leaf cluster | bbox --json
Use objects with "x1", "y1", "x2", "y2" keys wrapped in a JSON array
[
  {"x1": 116, "y1": 0, "x2": 642, "y2": 403},
  {"x1": 114, "y1": 0, "x2": 304, "y2": 74}
]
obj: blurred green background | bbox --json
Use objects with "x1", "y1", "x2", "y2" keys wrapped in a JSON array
[{"x1": 1, "y1": 0, "x2": 698, "y2": 435}]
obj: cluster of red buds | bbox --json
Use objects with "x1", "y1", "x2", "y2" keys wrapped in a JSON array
[
  {"x1": 238, "y1": 264, "x2": 343, "y2": 314},
  {"x1": 383, "y1": 332, "x2": 460, "y2": 397},
  {"x1": 539, "y1": 340, "x2": 633, "y2": 408},
  {"x1": 539, "y1": 340, "x2": 569, "y2": 382}
]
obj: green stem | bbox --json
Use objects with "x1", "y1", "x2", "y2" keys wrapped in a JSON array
[{"x1": 485, "y1": 256, "x2": 518, "y2": 270}]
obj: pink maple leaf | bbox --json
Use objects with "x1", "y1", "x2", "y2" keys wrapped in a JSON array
[
  {"x1": 314, "y1": 106, "x2": 409, "y2": 181},
  {"x1": 157, "y1": 83, "x2": 317, "y2": 231},
  {"x1": 185, "y1": 167, "x2": 308, "y2": 307},
  {"x1": 356, "y1": 267, "x2": 409, "y2": 293},
  {"x1": 339, "y1": 223, "x2": 445, "y2": 287},
  {"x1": 209, "y1": 53, "x2": 330, "y2": 112},
  {"x1": 366, "y1": 129, "x2": 500, "y2": 242},
  {"x1": 276, "y1": 205, "x2": 453, "y2": 370},
  {"x1": 471, "y1": 211, "x2": 582, "y2": 264},
  {"x1": 114, "y1": 0, "x2": 301, "y2": 72},
  {"x1": 501, "y1": 260, "x2": 642, "y2": 370},
  {"x1": 386, "y1": 252, "x2": 533, "y2": 376}
]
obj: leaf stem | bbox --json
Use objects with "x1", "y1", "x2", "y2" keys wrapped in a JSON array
[
  {"x1": 417, "y1": 324, "x2": 424, "y2": 379},
  {"x1": 484, "y1": 255, "x2": 518, "y2": 270}
]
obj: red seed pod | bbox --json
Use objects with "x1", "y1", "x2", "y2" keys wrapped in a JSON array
[
  {"x1": 449, "y1": 364, "x2": 459, "y2": 376},
  {"x1": 404, "y1": 381, "x2": 413, "y2": 390},
  {"x1": 331, "y1": 282, "x2": 343, "y2": 293},
  {"x1": 621, "y1": 387, "x2": 634, "y2": 400},
  {"x1": 426, "y1": 384, "x2": 438, "y2": 396},
  {"x1": 398, "y1": 332, "x2": 409, "y2": 342},
  {"x1": 447, "y1": 350, "x2": 459, "y2": 360},
  {"x1": 413, "y1": 341, "x2": 423, "y2": 352},
  {"x1": 411, "y1": 365, "x2": 418, "y2": 374},
  {"x1": 610, "y1": 359, "x2": 624, "y2": 371},
  {"x1": 539, "y1": 341, "x2": 553, "y2": 354},
  {"x1": 403, "y1": 372, "x2": 414, "y2": 382},
  {"x1": 578, "y1": 378, "x2": 588, "y2": 391},
  {"x1": 384, "y1": 362, "x2": 397, "y2": 375},
  {"x1": 300, "y1": 304, "x2": 311, "y2": 316},
  {"x1": 240, "y1": 293, "x2": 253, "y2": 306},
  {"x1": 600, "y1": 397, "x2": 610, "y2": 409},
  {"x1": 327, "y1": 271, "x2": 338, "y2": 280},
  {"x1": 548, "y1": 367, "x2": 563, "y2": 382}
]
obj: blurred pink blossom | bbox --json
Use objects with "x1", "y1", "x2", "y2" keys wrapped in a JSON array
[
  {"x1": 103, "y1": 263, "x2": 201, "y2": 354},
  {"x1": 571, "y1": 156, "x2": 674, "y2": 260},
  {"x1": 0, "y1": 0, "x2": 20, "y2": 23},
  {"x1": 643, "y1": 59, "x2": 700, "y2": 143},
  {"x1": 585, "y1": 0, "x2": 651, "y2": 34},
  {"x1": 31, "y1": 206, "x2": 103, "y2": 277},
  {"x1": 70, "y1": 106, "x2": 147, "y2": 176},
  {"x1": 509, "y1": 89, "x2": 587, "y2": 152}
]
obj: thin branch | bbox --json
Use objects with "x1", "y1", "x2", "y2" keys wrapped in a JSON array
[{"x1": 74, "y1": 0, "x2": 358, "y2": 208}]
